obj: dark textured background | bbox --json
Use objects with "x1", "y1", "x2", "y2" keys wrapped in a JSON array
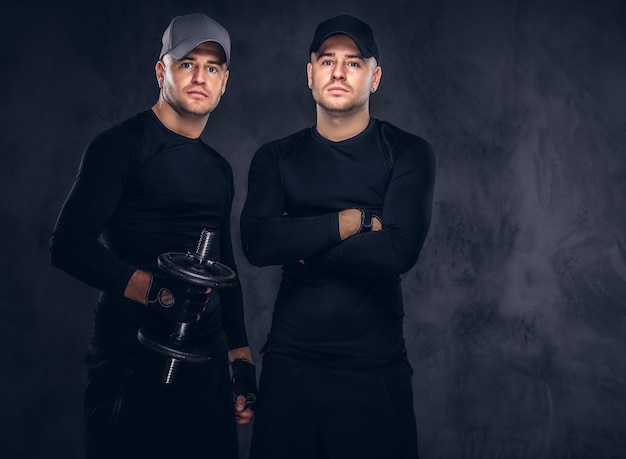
[{"x1": 2, "y1": 0, "x2": 625, "y2": 457}]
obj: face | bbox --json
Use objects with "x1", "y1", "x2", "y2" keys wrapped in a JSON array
[
  {"x1": 307, "y1": 34, "x2": 381, "y2": 114},
  {"x1": 156, "y1": 42, "x2": 229, "y2": 117}
]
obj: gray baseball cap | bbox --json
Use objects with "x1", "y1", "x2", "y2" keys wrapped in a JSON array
[{"x1": 159, "y1": 13, "x2": 231, "y2": 66}]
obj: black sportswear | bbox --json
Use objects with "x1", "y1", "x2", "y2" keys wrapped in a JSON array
[
  {"x1": 50, "y1": 109, "x2": 248, "y2": 457},
  {"x1": 51, "y1": 109, "x2": 248, "y2": 359},
  {"x1": 240, "y1": 118, "x2": 436, "y2": 368}
]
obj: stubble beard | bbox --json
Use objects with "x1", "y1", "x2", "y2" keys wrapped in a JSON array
[
  {"x1": 163, "y1": 85, "x2": 215, "y2": 118},
  {"x1": 316, "y1": 97, "x2": 368, "y2": 114},
  {"x1": 313, "y1": 86, "x2": 368, "y2": 114}
]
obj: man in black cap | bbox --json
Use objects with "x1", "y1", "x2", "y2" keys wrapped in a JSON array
[
  {"x1": 241, "y1": 14, "x2": 436, "y2": 459},
  {"x1": 51, "y1": 13, "x2": 257, "y2": 459}
]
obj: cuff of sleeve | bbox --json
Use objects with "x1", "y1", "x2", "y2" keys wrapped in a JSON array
[
  {"x1": 114, "y1": 265, "x2": 139, "y2": 297},
  {"x1": 331, "y1": 212, "x2": 342, "y2": 243},
  {"x1": 226, "y1": 329, "x2": 249, "y2": 351}
]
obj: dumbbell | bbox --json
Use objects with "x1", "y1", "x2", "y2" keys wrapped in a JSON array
[{"x1": 137, "y1": 229, "x2": 237, "y2": 385}]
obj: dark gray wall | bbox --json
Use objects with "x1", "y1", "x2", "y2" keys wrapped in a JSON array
[{"x1": 1, "y1": 0, "x2": 625, "y2": 457}]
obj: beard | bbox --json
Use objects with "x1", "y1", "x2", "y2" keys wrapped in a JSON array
[
  {"x1": 316, "y1": 98, "x2": 362, "y2": 113},
  {"x1": 162, "y1": 84, "x2": 217, "y2": 117},
  {"x1": 312, "y1": 86, "x2": 368, "y2": 114}
]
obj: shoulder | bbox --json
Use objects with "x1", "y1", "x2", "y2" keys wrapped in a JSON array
[
  {"x1": 258, "y1": 128, "x2": 310, "y2": 154},
  {"x1": 250, "y1": 128, "x2": 311, "y2": 164},
  {"x1": 376, "y1": 120, "x2": 434, "y2": 156},
  {"x1": 85, "y1": 112, "x2": 147, "y2": 161},
  {"x1": 374, "y1": 120, "x2": 436, "y2": 174},
  {"x1": 75, "y1": 112, "x2": 150, "y2": 177}
]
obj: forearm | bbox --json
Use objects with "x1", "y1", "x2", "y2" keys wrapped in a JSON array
[
  {"x1": 219, "y1": 282, "x2": 249, "y2": 349},
  {"x1": 241, "y1": 212, "x2": 341, "y2": 266},
  {"x1": 305, "y1": 141, "x2": 437, "y2": 275},
  {"x1": 241, "y1": 144, "x2": 346, "y2": 266},
  {"x1": 219, "y1": 220, "x2": 250, "y2": 349},
  {"x1": 305, "y1": 222, "x2": 430, "y2": 275},
  {"x1": 50, "y1": 225, "x2": 137, "y2": 295},
  {"x1": 242, "y1": 208, "x2": 379, "y2": 268}
]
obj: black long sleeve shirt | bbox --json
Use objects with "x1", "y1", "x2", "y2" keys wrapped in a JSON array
[
  {"x1": 240, "y1": 119, "x2": 436, "y2": 368},
  {"x1": 51, "y1": 110, "x2": 248, "y2": 360}
]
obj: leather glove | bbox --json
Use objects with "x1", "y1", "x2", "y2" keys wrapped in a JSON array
[
  {"x1": 231, "y1": 358, "x2": 258, "y2": 411},
  {"x1": 145, "y1": 273, "x2": 208, "y2": 323}
]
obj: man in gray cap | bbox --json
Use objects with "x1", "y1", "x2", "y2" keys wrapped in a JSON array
[
  {"x1": 241, "y1": 14, "x2": 436, "y2": 459},
  {"x1": 51, "y1": 13, "x2": 256, "y2": 459}
]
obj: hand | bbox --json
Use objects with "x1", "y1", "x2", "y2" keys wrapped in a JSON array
[
  {"x1": 338, "y1": 209, "x2": 382, "y2": 240},
  {"x1": 231, "y1": 358, "x2": 258, "y2": 424},
  {"x1": 234, "y1": 394, "x2": 255, "y2": 424},
  {"x1": 145, "y1": 273, "x2": 210, "y2": 323},
  {"x1": 338, "y1": 209, "x2": 362, "y2": 240},
  {"x1": 359, "y1": 209, "x2": 382, "y2": 233}
]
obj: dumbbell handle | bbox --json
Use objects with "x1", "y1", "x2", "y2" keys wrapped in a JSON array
[
  {"x1": 162, "y1": 322, "x2": 190, "y2": 385},
  {"x1": 195, "y1": 228, "x2": 215, "y2": 262}
]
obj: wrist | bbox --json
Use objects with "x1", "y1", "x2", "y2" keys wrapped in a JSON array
[
  {"x1": 231, "y1": 358, "x2": 258, "y2": 410},
  {"x1": 124, "y1": 270, "x2": 153, "y2": 304},
  {"x1": 359, "y1": 209, "x2": 371, "y2": 233},
  {"x1": 338, "y1": 209, "x2": 362, "y2": 240},
  {"x1": 357, "y1": 209, "x2": 381, "y2": 234},
  {"x1": 229, "y1": 346, "x2": 253, "y2": 363}
]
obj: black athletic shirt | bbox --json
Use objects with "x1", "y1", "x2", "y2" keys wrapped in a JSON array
[
  {"x1": 50, "y1": 110, "x2": 248, "y2": 360},
  {"x1": 240, "y1": 118, "x2": 436, "y2": 368}
]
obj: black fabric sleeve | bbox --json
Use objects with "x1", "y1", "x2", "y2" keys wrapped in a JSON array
[
  {"x1": 304, "y1": 138, "x2": 437, "y2": 275},
  {"x1": 218, "y1": 179, "x2": 249, "y2": 350},
  {"x1": 49, "y1": 128, "x2": 139, "y2": 295},
  {"x1": 240, "y1": 145, "x2": 341, "y2": 267}
]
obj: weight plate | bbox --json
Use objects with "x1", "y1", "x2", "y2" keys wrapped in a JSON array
[
  {"x1": 137, "y1": 326, "x2": 212, "y2": 362},
  {"x1": 157, "y1": 252, "x2": 237, "y2": 288}
]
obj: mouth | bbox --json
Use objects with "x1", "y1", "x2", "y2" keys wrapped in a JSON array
[
  {"x1": 326, "y1": 86, "x2": 349, "y2": 93},
  {"x1": 187, "y1": 90, "x2": 209, "y2": 98}
]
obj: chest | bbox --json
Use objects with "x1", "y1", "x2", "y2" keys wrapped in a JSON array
[
  {"x1": 280, "y1": 140, "x2": 391, "y2": 215},
  {"x1": 122, "y1": 147, "x2": 232, "y2": 215}
]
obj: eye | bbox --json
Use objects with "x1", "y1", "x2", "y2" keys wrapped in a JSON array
[
  {"x1": 181, "y1": 62, "x2": 193, "y2": 69},
  {"x1": 207, "y1": 66, "x2": 218, "y2": 74},
  {"x1": 322, "y1": 60, "x2": 333, "y2": 66},
  {"x1": 347, "y1": 61, "x2": 360, "y2": 68}
]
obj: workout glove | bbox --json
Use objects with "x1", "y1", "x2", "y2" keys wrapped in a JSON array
[
  {"x1": 358, "y1": 209, "x2": 382, "y2": 233},
  {"x1": 145, "y1": 274, "x2": 208, "y2": 323},
  {"x1": 231, "y1": 359, "x2": 258, "y2": 411}
]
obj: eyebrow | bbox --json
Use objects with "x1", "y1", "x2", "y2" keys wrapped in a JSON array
[
  {"x1": 316, "y1": 51, "x2": 364, "y2": 61},
  {"x1": 179, "y1": 55, "x2": 225, "y2": 65}
]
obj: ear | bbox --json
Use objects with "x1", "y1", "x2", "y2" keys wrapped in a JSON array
[
  {"x1": 155, "y1": 60, "x2": 165, "y2": 88},
  {"x1": 221, "y1": 69, "x2": 230, "y2": 95},
  {"x1": 306, "y1": 62, "x2": 313, "y2": 89},
  {"x1": 371, "y1": 65, "x2": 382, "y2": 93}
]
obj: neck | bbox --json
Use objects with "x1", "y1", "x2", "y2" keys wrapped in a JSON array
[
  {"x1": 315, "y1": 105, "x2": 371, "y2": 142},
  {"x1": 151, "y1": 97, "x2": 209, "y2": 139}
]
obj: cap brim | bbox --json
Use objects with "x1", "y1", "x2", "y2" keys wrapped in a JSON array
[
  {"x1": 311, "y1": 32, "x2": 374, "y2": 59},
  {"x1": 163, "y1": 37, "x2": 229, "y2": 64}
]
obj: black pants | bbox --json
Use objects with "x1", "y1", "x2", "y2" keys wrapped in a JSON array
[
  {"x1": 250, "y1": 352, "x2": 419, "y2": 459},
  {"x1": 84, "y1": 348, "x2": 237, "y2": 459}
]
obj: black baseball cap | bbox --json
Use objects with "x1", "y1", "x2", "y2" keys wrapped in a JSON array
[{"x1": 309, "y1": 15, "x2": 379, "y2": 62}]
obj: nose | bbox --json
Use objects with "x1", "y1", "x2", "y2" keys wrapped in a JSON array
[
  {"x1": 331, "y1": 63, "x2": 346, "y2": 80},
  {"x1": 192, "y1": 66, "x2": 206, "y2": 85}
]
